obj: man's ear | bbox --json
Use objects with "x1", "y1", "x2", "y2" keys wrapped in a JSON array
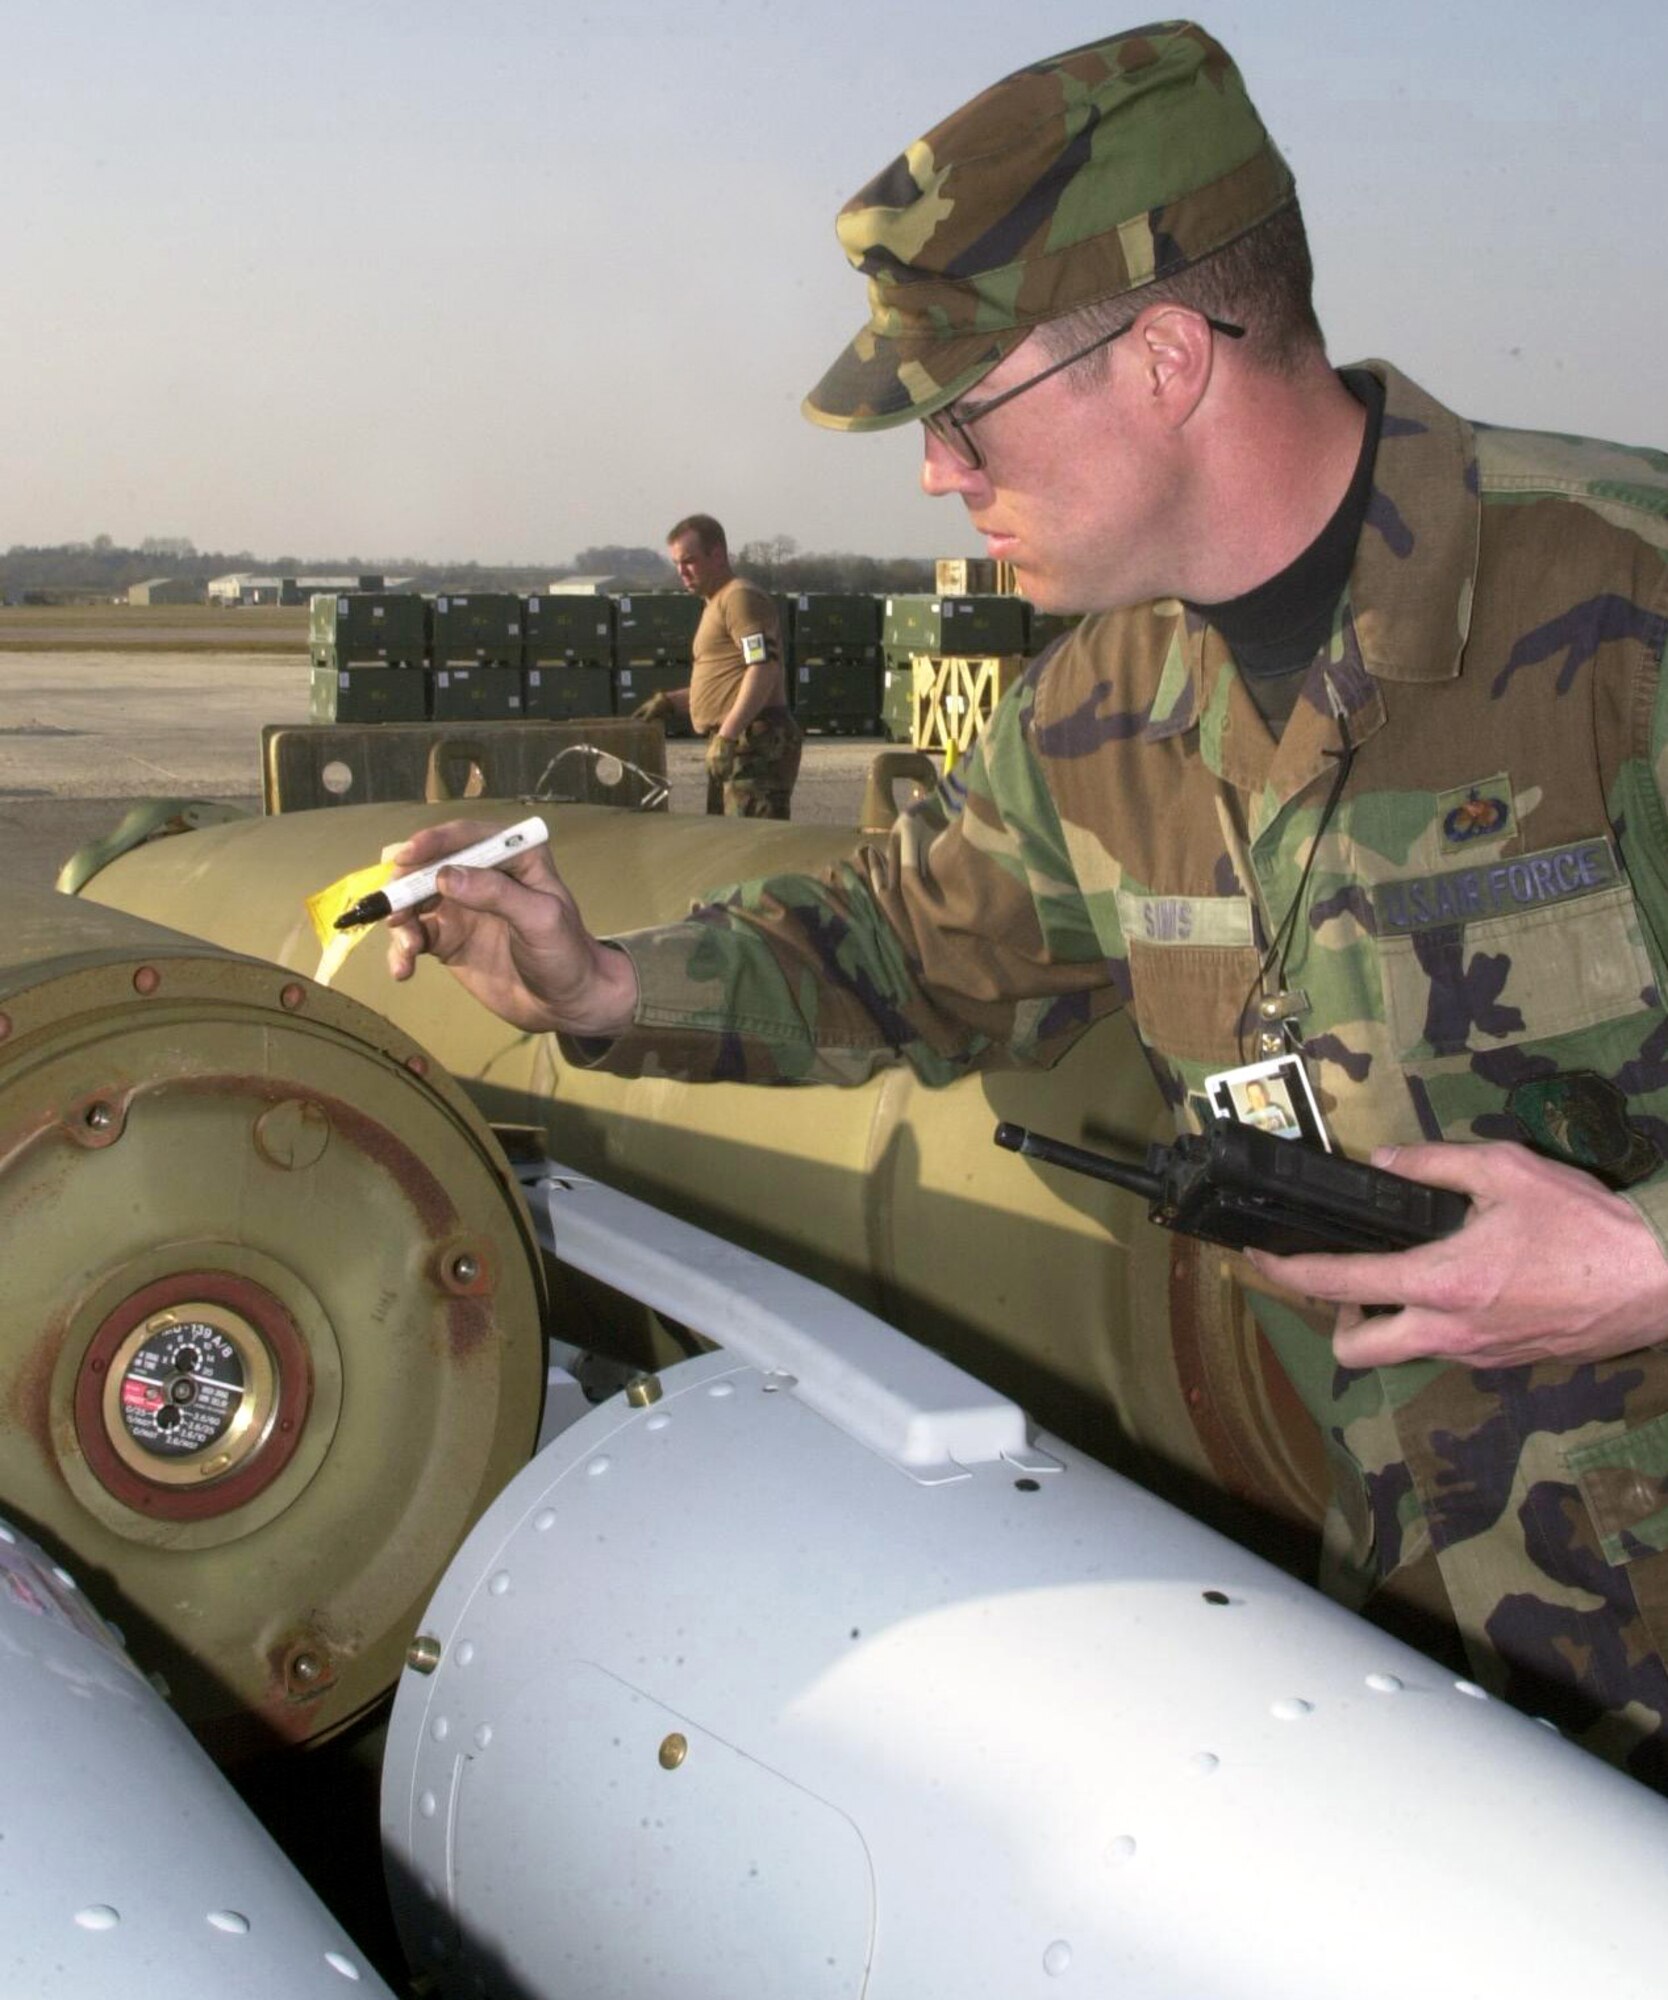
[{"x1": 1133, "y1": 307, "x2": 1217, "y2": 430}]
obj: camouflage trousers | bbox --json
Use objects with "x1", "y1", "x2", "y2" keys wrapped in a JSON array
[
  {"x1": 1256, "y1": 1289, "x2": 1668, "y2": 1794},
  {"x1": 704, "y1": 706, "x2": 802, "y2": 820}
]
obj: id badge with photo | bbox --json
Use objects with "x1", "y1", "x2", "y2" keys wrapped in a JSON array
[{"x1": 1203, "y1": 1052, "x2": 1333, "y2": 1151}]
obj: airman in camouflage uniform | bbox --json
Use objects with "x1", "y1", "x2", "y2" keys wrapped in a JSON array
[{"x1": 391, "y1": 25, "x2": 1668, "y2": 1785}]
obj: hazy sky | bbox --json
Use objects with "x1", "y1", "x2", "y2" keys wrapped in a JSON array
[{"x1": 6, "y1": 2, "x2": 1664, "y2": 565}]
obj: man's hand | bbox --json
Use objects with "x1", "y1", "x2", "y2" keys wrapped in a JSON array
[
  {"x1": 382, "y1": 819, "x2": 638, "y2": 1038},
  {"x1": 705, "y1": 731, "x2": 739, "y2": 786},
  {"x1": 632, "y1": 692, "x2": 675, "y2": 724},
  {"x1": 1247, "y1": 1140, "x2": 1668, "y2": 1369}
]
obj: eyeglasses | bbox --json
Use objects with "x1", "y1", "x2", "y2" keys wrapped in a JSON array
[{"x1": 922, "y1": 314, "x2": 1245, "y2": 471}]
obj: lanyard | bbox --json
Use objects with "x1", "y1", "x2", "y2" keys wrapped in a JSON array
[{"x1": 1237, "y1": 675, "x2": 1358, "y2": 1063}]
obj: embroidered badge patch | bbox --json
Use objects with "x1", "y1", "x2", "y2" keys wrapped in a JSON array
[
  {"x1": 1508, "y1": 1070, "x2": 1663, "y2": 1188},
  {"x1": 1437, "y1": 775, "x2": 1515, "y2": 850},
  {"x1": 1371, "y1": 837, "x2": 1617, "y2": 936}
]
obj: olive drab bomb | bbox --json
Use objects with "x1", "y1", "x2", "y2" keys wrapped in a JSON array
[{"x1": 0, "y1": 881, "x2": 545, "y2": 1756}]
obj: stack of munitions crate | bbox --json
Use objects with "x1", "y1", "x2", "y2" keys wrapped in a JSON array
[
  {"x1": 881, "y1": 593, "x2": 1032, "y2": 750},
  {"x1": 612, "y1": 592, "x2": 701, "y2": 736},
  {"x1": 787, "y1": 593, "x2": 882, "y2": 734},
  {"x1": 880, "y1": 595, "x2": 942, "y2": 743},
  {"x1": 308, "y1": 592, "x2": 430, "y2": 724},
  {"x1": 774, "y1": 594, "x2": 798, "y2": 687},
  {"x1": 430, "y1": 593, "x2": 525, "y2": 721},
  {"x1": 522, "y1": 594, "x2": 615, "y2": 721},
  {"x1": 1026, "y1": 608, "x2": 1082, "y2": 657}
]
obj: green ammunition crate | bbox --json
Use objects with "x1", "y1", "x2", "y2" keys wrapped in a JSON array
[
  {"x1": 612, "y1": 663, "x2": 693, "y2": 736},
  {"x1": 431, "y1": 593, "x2": 523, "y2": 667},
  {"x1": 788, "y1": 593, "x2": 881, "y2": 662},
  {"x1": 792, "y1": 658, "x2": 882, "y2": 735},
  {"x1": 880, "y1": 595, "x2": 940, "y2": 653},
  {"x1": 794, "y1": 639, "x2": 880, "y2": 675},
  {"x1": 309, "y1": 662, "x2": 430, "y2": 725},
  {"x1": 1026, "y1": 608, "x2": 1082, "y2": 655},
  {"x1": 523, "y1": 594, "x2": 615, "y2": 667},
  {"x1": 614, "y1": 592, "x2": 701, "y2": 664},
  {"x1": 880, "y1": 661, "x2": 918, "y2": 743},
  {"x1": 309, "y1": 591, "x2": 428, "y2": 665},
  {"x1": 947, "y1": 595, "x2": 1030, "y2": 653},
  {"x1": 429, "y1": 664, "x2": 525, "y2": 721},
  {"x1": 523, "y1": 664, "x2": 614, "y2": 720},
  {"x1": 881, "y1": 593, "x2": 1029, "y2": 657}
]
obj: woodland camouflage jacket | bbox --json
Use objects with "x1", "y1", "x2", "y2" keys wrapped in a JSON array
[{"x1": 575, "y1": 360, "x2": 1668, "y2": 1778}]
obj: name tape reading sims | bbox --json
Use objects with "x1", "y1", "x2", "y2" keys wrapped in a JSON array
[{"x1": 334, "y1": 816, "x2": 551, "y2": 930}]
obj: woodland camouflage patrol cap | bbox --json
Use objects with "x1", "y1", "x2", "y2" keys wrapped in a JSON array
[{"x1": 802, "y1": 21, "x2": 1294, "y2": 432}]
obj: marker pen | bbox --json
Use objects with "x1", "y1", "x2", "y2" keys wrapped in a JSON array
[{"x1": 334, "y1": 816, "x2": 551, "y2": 929}]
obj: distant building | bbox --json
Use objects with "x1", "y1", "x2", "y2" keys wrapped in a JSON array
[
  {"x1": 127, "y1": 577, "x2": 204, "y2": 607},
  {"x1": 207, "y1": 572, "x2": 367, "y2": 608},
  {"x1": 545, "y1": 574, "x2": 626, "y2": 595},
  {"x1": 208, "y1": 574, "x2": 272, "y2": 606}
]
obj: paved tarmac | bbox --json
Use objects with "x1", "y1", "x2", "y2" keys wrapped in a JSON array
[{"x1": 1, "y1": 651, "x2": 925, "y2": 893}]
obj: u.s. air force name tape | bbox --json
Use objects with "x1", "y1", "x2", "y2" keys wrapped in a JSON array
[{"x1": 1371, "y1": 837, "x2": 1617, "y2": 937}]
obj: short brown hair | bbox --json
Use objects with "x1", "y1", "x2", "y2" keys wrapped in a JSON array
[
  {"x1": 1036, "y1": 201, "x2": 1324, "y2": 382},
  {"x1": 666, "y1": 513, "x2": 727, "y2": 552}
]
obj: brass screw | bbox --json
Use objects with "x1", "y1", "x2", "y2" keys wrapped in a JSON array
[
  {"x1": 407, "y1": 1634, "x2": 443, "y2": 1675},
  {"x1": 132, "y1": 965, "x2": 160, "y2": 996},
  {"x1": 285, "y1": 1647, "x2": 331, "y2": 1696},
  {"x1": 658, "y1": 1733, "x2": 688, "y2": 1770},
  {"x1": 279, "y1": 982, "x2": 307, "y2": 1012},
  {"x1": 625, "y1": 1374, "x2": 662, "y2": 1408}
]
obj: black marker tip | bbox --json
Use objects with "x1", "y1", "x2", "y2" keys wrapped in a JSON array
[{"x1": 333, "y1": 890, "x2": 392, "y2": 930}]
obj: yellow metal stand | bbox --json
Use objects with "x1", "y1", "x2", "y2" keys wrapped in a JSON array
[{"x1": 908, "y1": 654, "x2": 1026, "y2": 753}]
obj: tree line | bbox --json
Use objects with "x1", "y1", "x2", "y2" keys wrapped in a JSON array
[
  {"x1": 730, "y1": 536, "x2": 935, "y2": 596},
  {"x1": 1, "y1": 537, "x2": 935, "y2": 602}
]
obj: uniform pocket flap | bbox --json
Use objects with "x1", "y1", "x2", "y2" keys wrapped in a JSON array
[{"x1": 1568, "y1": 1410, "x2": 1668, "y2": 1566}]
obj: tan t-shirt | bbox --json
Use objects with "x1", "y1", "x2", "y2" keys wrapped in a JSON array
[{"x1": 688, "y1": 579, "x2": 785, "y2": 734}]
